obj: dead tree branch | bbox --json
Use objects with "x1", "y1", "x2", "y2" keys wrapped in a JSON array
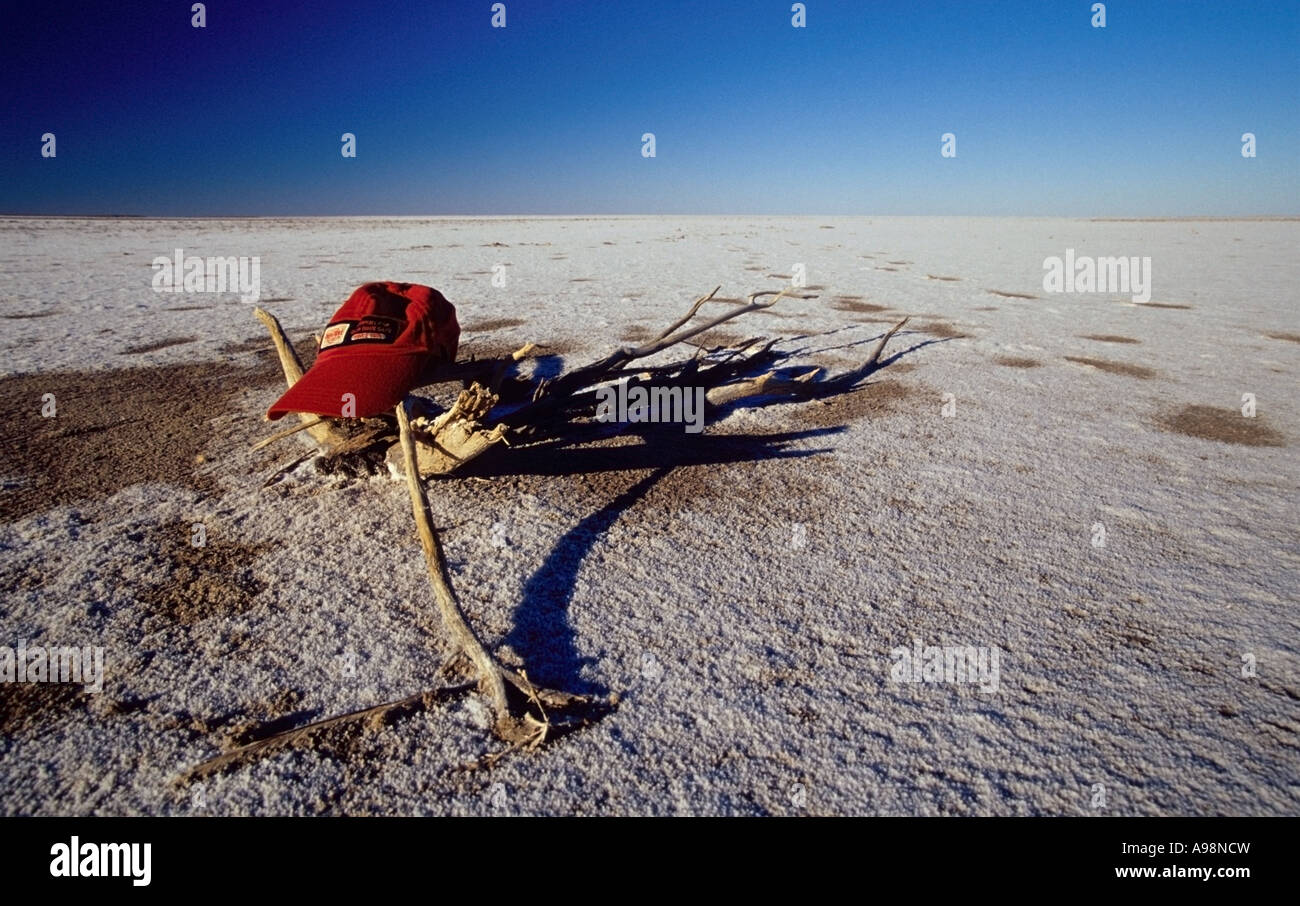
[{"x1": 190, "y1": 287, "x2": 911, "y2": 779}]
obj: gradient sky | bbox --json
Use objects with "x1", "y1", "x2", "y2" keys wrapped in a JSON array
[{"x1": 2, "y1": 0, "x2": 1297, "y2": 216}]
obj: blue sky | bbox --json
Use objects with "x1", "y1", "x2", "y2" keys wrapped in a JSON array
[{"x1": 2, "y1": 0, "x2": 1296, "y2": 215}]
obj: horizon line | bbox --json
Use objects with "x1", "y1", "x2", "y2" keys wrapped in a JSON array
[{"x1": 3, "y1": 213, "x2": 1298, "y2": 222}]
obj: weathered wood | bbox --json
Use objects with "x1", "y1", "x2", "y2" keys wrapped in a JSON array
[
  {"x1": 197, "y1": 287, "x2": 913, "y2": 780},
  {"x1": 252, "y1": 307, "x2": 348, "y2": 449},
  {"x1": 253, "y1": 291, "x2": 910, "y2": 478}
]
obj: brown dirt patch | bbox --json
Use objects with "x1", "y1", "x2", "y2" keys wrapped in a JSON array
[
  {"x1": 972, "y1": 306, "x2": 998, "y2": 312},
  {"x1": 994, "y1": 356, "x2": 1041, "y2": 368},
  {"x1": 926, "y1": 275, "x2": 961, "y2": 281},
  {"x1": 0, "y1": 359, "x2": 279, "y2": 521},
  {"x1": 1, "y1": 311, "x2": 59, "y2": 319},
  {"x1": 463, "y1": 318, "x2": 527, "y2": 332},
  {"x1": 1064, "y1": 356, "x2": 1157, "y2": 380},
  {"x1": 462, "y1": 338, "x2": 577, "y2": 360},
  {"x1": 1080, "y1": 334, "x2": 1141, "y2": 344},
  {"x1": 1157, "y1": 405, "x2": 1285, "y2": 447},
  {"x1": 0, "y1": 683, "x2": 87, "y2": 736},
  {"x1": 137, "y1": 521, "x2": 275, "y2": 627},
  {"x1": 122, "y1": 337, "x2": 196, "y2": 355},
  {"x1": 915, "y1": 322, "x2": 969, "y2": 339},
  {"x1": 831, "y1": 299, "x2": 890, "y2": 314},
  {"x1": 987, "y1": 290, "x2": 1038, "y2": 300},
  {"x1": 1264, "y1": 332, "x2": 1300, "y2": 344},
  {"x1": 692, "y1": 330, "x2": 754, "y2": 348},
  {"x1": 1136, "y1": 302, "x2": 1192, "y2": 310},
  {"x1": 792, "y1": 379, "x2": 917, "y2": 429}
]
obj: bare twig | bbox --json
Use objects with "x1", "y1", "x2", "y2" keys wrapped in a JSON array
[
  {"x1": 251, "y1": 417, "x2": 324, "y2": 450},
  {"x1": 181, "y1": 684, "x2": 475, "y2": 783},
  {"x1": 253, "y1": 307, "x2": 348, "y2": 449},
  {"x1": 252, "y1": 307, "x2": 309, "y2": 384},
  {"x1": 395, "y1": 401, "x2": 592, "y2": 744},
  {"x1": 866, "y1": 317, "x2": 909, "y2": 367},
  {"x1": 396, "y1": 403, "x2": 513, "y2": 729},
  {"x1": 653, "y1": 285, "x2": 723, "y2": 341},
  {"x1": 561, "y1": 287, "x2": 788, "y2": 382}
]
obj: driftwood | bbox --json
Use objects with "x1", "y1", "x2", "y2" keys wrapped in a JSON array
[
  {"x1": 252, "y1": 287, "x2": 908, "y2": 478},
  {"x1": 182, "y1": 287, "x2": 909, "y2": 781}
]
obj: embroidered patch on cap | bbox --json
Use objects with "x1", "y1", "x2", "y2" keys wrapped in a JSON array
[
  {"x1": 320, "y1": 323, "x2": 350, "y2": 349},
  {"x1": 319, "y1": 315, "x2": 405, "y2": 350}
]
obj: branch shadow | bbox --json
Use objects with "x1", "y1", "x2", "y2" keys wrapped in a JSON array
[
  {"x1": 483, "y1": 425, "x2": 841, "y2": 694},
  {"x1": 466, "y1": 425, "x2": 842, "y2": 479},
  {"x1": 499, "y1": 465, "x2": 671, "y2": 695},
  {"x1": 468, "y1": 323, "x2": 938, "y2": 697}
]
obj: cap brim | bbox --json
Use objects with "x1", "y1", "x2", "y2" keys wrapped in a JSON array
[{"x1": 267, "y1": 351, "x2": 427, "y2": 420}]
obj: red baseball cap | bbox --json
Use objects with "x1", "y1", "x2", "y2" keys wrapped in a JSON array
[{"x1": 267, "y1": 282, "x2": 459, "y2": 420}]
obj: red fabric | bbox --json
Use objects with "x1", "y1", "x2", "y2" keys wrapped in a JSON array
[{"x1": 267, "y1": 282, "x2": 459, "y2": 420}]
